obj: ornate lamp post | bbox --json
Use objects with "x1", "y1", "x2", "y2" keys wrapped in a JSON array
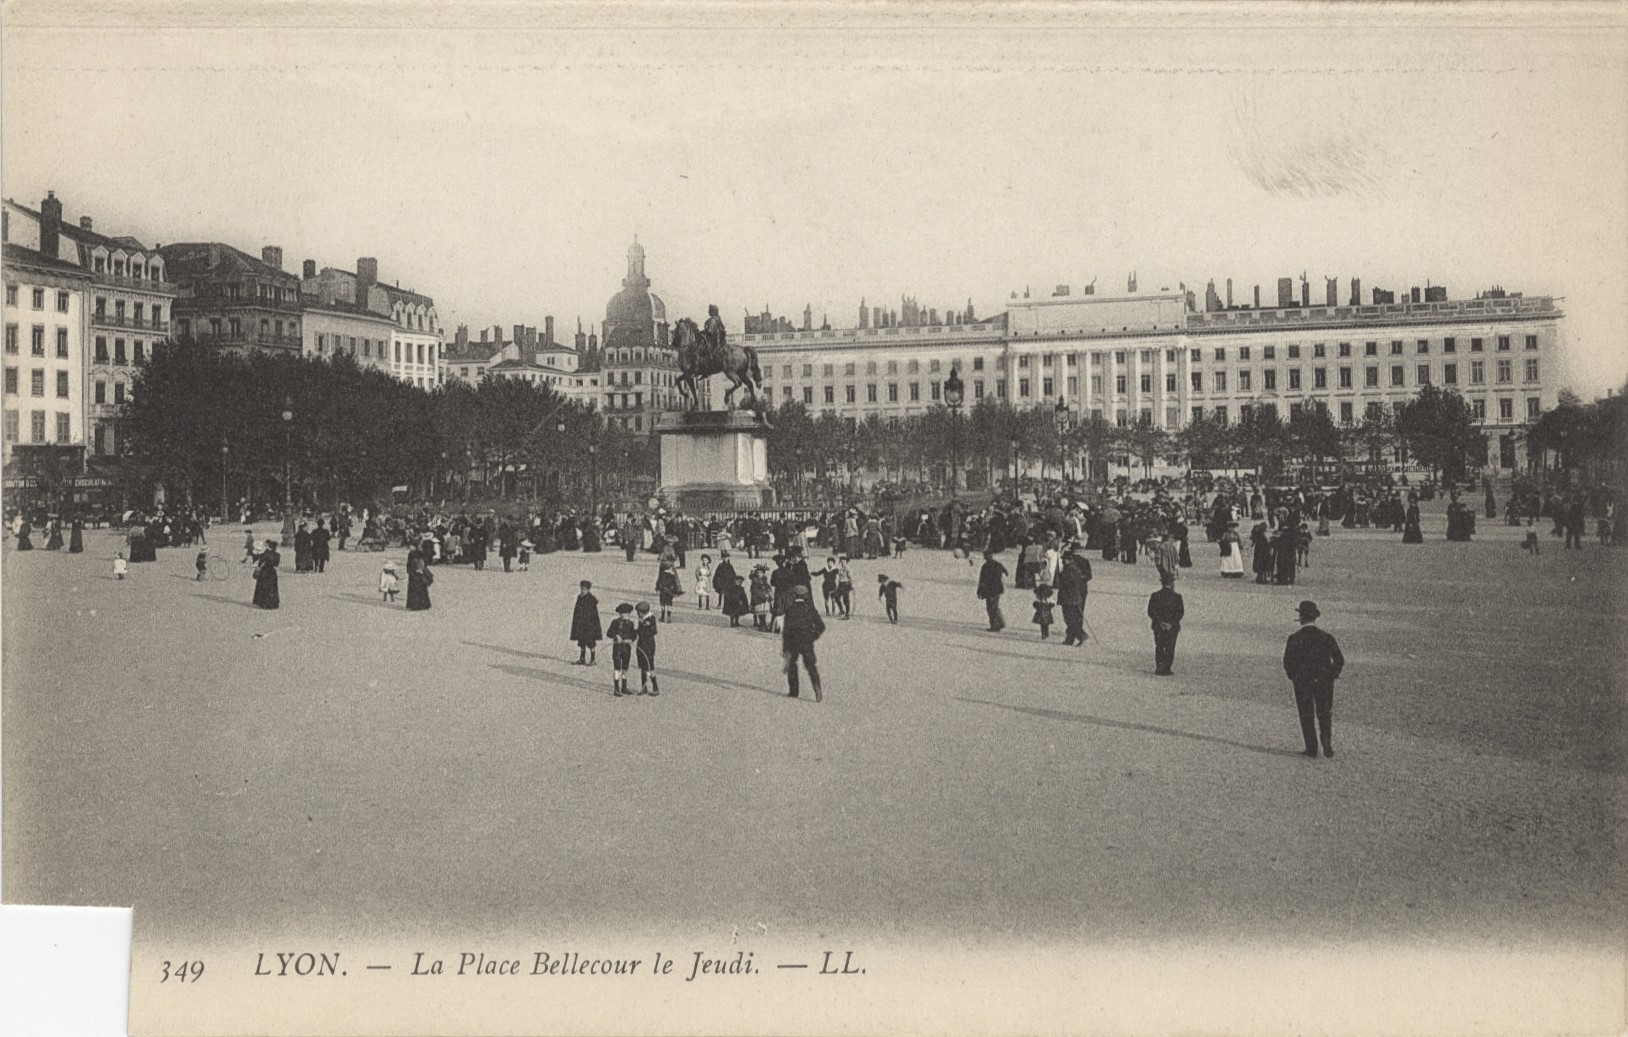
[
  {"x1": 279, "y1": 396, "x2": 295, "y2": 539},
  {"x1": 944, "y1": 365, "x2": 964, "y2": 499},
  {"x1": 1009, "y1": 436, "x2": 1019, "y2": 498},
  {"x1": 1054, "y1": 397, "x2": 1070, "y2": 495},
  {"x1": 220, "y1": 438, "x2": 230, "y2": 524},
  {"x1": 556, "y1": 420, "x2": 567, "y2": 503}
]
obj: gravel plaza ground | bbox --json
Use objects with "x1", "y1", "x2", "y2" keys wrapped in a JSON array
[{"x1": 3, "y1": 504, "x2": 1624, "y2": 961}]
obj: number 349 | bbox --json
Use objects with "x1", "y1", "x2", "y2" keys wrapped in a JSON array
[{"x1": 160, "y1": 960, "x2": 205, "y2": 983}]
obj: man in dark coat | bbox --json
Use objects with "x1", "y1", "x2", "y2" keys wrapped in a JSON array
[
  {"x1": 570, "y1": 580, "x2": 602, "y2": 665},
  {"x1": 311, "y1": 519, "x2": 331, "y2": 573},
  {"x1": 780, "y1": 585, "x2": 826, "y2": 701},
  {"x1": 1146, "y1": 572, "x2": 1184, "y2": 676},
  {"x1": 977, "y1": 550, "x2": 1008, "y2": 632},
  {"x1": 1283, "y1": 599, "x2": 1346, "y2": 758},
  {"x1": 712, "y1": 550, "x2": 737, "y2": 602},
  {"x1": 1055, "y1": 547, "x2": 1092, "y2": 646}
]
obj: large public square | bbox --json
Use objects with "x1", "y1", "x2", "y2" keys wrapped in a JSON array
[{"x1": 4, "y1": 504, "x2": 1624, "y2": 967}]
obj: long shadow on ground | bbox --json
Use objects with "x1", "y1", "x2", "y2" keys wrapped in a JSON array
[
  {"x1": 957, "y1": 696, "x2": 1305, "y2": 759},
  {"x1": 470, "y1": 642, "x2": 782, "y2": 699}
]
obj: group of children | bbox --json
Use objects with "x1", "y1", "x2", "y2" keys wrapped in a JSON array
[{"x1": 571, "y1": 580, "x2": 661, "y2": 696}]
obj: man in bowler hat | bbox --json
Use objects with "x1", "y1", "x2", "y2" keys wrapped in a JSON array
[
  {"x1": 1283, "y1": 600, "x2": 1345, "y2": 757},
  {"x1": 1146, "y1": 571, "x2": 1184, "y2": 675}
]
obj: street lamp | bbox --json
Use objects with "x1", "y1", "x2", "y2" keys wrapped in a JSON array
[
  {"x1": 1054, "y1": 397, "x2": 1070, "y2": 496},
  {"x1": 220, "y1": 438, "x2": 230, "y2": 524},
  {"x1": 281, "y1": 395, "x2": 293, "y2": 510},
  {"x1": 588, "y1": 437, "x2": 598, "y2": 517},
  {"x1": 1009, "y1": 436, "x2": 1019, "y2": 498},
  {"x1": 556, "y1": 420, "x2": 567, "y2": 503},
  {"x1": 944, "y1": 365, "x2": 964, "y2": 499}
]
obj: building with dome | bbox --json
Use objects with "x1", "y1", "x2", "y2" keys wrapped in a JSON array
[{"x1": 600, "y1": 238, "x2": 694, "y2": 433}]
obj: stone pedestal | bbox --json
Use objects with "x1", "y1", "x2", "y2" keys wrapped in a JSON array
[{"x1": 655, "y1": 409, "x2": 774, "y2": 512}]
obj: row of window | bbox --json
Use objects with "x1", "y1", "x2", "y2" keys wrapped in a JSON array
[
  {"x1": 5, "y1": 286, "x2": 71, "y2": 312},
  {"x1": 93, "y1": 337, "x2": 146, "y2": 365},
  {"x1": 316, "y1": 333, "x2": 385, "y2": 359},
  {"x1": 4, "y1": 367, "x2": 72, "y2": 398},
  {"x1": 609, "y1": 369, "x2": 674, "y2": 388},
  {"x1": 773, "y1": 357, "x2": 1541, "y2": 406},
  {"x1": 767, "y1": 334, "x2": 1544, "y2": 382},
  {"x1": 4, "y1": 323, "x2": 71, "y2": 358},
  {"x1": 1, "y1": 408, "x2": 72, "y2": 445},
  {"x1": 196, "y1": 281, "x2": 299, "y2": 305},
  {"x1": 90, "y1": 255, "x2": 162, "y2": 281},
  {"x1": 92, "y1": 297, "x2": 165, "y2": 327},
  {"x1": 175, "y1": 317, "x2": 301, "y2": 341}
]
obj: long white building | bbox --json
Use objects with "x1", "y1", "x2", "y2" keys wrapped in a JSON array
[{"x1": 749, "y1": 284, "x2": 1561, "y2": 471}]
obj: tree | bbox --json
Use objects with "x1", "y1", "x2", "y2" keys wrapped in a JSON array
[
  {"x1": 1394, "y1": 385, "x2": 1484, "y2": 482},
  {"x1": 1288, "y1": 402, "x2": 1343, "y2": 472}
]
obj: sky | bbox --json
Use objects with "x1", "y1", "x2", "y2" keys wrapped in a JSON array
[{"x1": 4, "y1": 1, "x2": 1626, "y2": 397}]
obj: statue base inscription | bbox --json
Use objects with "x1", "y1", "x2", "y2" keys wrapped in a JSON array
[{"x1": 655, "y1": 409, "x2": 774, "y2": 512}]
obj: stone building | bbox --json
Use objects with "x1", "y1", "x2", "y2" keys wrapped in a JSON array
[
  {"x1": 4, "y1": 191, "x2": 176, "y2": 458},
  {"x1": 300, "y1": 258, "x2": 442, "y2": 389},
  {"x1": 600, "y1": 239, "x2": 686, "y2": 433},
  {"x1": 159, "y1": 242, "x2": 302, "y2": 356},
  {"x1": 748, "y1": 279, "x2": 1563, "y2": 472}
]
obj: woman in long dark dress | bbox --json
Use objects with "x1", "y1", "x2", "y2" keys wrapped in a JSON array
[
  {"x1": 405, "y1": 548, "x2": 433, "y2": 611},
  {"x1": 1250, "y1": 522, "x2": 1273, "y2": 584},
  {"x1": 294, "y1": 523, "x2": 312, "y2": 572},
  {"x1": 44, "y1": 518, "x2": 64, "y2": 550},
  {"x1": 1402, "y1": 494, "x2": 1424, "y2": 544},
  {"x1": 251, "y1": 540, "x2": 281, "y2": 609},
  {"x1": 68, "y1": 516, "x2": 84, "y2": 553},
  {"x1": 16, "y1": 519, "x2": 33, "y2": 550}
]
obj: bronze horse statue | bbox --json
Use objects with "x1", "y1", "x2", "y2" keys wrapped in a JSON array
[{"x1": 671, "y1": 317, "x2": 763, "y2": 410}]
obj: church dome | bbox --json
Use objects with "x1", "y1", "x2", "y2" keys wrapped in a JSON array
[{"x1": 606, "y1": 285, "x2": 653, "y2": 327}]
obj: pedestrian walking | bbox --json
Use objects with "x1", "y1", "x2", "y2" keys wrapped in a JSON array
[
  {"x1": 251, "y1": 539, "x2": 281, "y2": 609},
  {"x1": 820, "y1": 557, "x2": 839, "y2": 615},
  {"x1": 694, "y1": 555, "x2": 714, "y2": 610},
  {"x1": 877, "y1": 573, "x2": 903, "y2": 624},
  {"x1": 379, "y1": 561, "x2": 399, "y2": 603},
  {"x1": 1151, "y1": 531, "x2": 1180, "y2": 584},
  {"x1": 571, "y1": 580, "x2": 602, "y2": 665},
  {"x1": 834, "y1": 555, "x2": 854, "y2": 619},
  {"x1": 977, "y1": 550, "x2": 1008, "y2": 632},
  {"x1": 634, "y1": 601, "x2": 660, "y2": 695},
  {"x1": 1219, "y1": 521, "x2": 1245, "y2": 579},
  {"x1": 723, "y1": 573, "x2": 751, "y2": 627},
  {"x1": 656, "y1": 560, "x2": 681, "y2": 621},
  {"x1": 780, "y1": 585, "x2": 825, "y2": 701},
  {"x1": 1147, "y1": 572, "x2": 1184, "y2": 676},
  {"x1": 1033, "y1": 583, "x2": 1056, "y2": 641},
  {"x1": 1283, "y1": 600, "x2": 1345, "y2": 758},
  {"x1": 607, "y1": 603, "x2": 637, "y2": 696},
  {"x1": 518, "y1": 539, "x2": 532, "y2": 571},
  {"x1": 750, "y1": 564, "x2": 772, "y2": 631},
  {"x1": 1056, "y1": 545, "x2": 1091, "y2": 646},
  {"x1": 112, "y1": 550, "x2": 128, "y2": 580},
  {"x1": 405, "y1": 547, "x2": 433, "y2": 611},
  {"x1": 312, "y1": 519, "x2": 331, "y2": 573},
  {"x1": 242, "y1": 528, "x2": 257, "y2": 563},
  {"x1": 195, "y1": 547, "x2": 209, "y2": 581},
  {"x1": 68, "y1": 516, "x2": 84, "y2": 554}
]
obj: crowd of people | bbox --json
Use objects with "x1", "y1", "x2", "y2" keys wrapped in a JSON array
[{"x1": 8, "y1": 467, "x2": 1622, "y2": 755}]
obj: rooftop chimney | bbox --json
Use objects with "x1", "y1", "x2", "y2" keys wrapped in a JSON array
[
  {"x1": 302, "y1": 259, "x2": 316, "y2": 279},
  {"x1": 492, "y1": 324, "x2": 503, "y2": 344},
  {"x1": 79, "y1": 216, "x2": 93, "y2": 231},
  {"x1": 514, "y1": 324, "x2": 525, "y2": 346},
  {"x1": 545, "y1": 316, "x2": 555, "y2": 345},
  {"x1": 480, "y1": 329, "x2": 489, "y2": 343},
  {"x1": 356, "y1": 257, "x2": 378, "y2": 294},
  {"x1": 261, "y1": 246, "x2": 283, "y2": 271},
  {"x1": 39, "y1": 191, "x2": 62, "y2": 258},
  {"x1": 1350, "y1": 278, "x2": 1362, "y2": 306}
]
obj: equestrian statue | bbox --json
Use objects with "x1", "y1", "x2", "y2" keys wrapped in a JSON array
[{"x1": 672, "y1": 304, "x2": 764, "y2": 412}]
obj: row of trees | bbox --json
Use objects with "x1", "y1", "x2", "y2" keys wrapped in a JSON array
[
  {"x1": 1525, "y1": 385, "x2": 1628, "y2": 480},
  {"x1": 117, "y1": 342, "x2": 1506, "y2": 512},
  {"x1": 121, "y1": 340, "x2": 656, "y2": 510},
  {"x1": 761, "y1": 386, "x2": 1488, "y2": 491}
]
